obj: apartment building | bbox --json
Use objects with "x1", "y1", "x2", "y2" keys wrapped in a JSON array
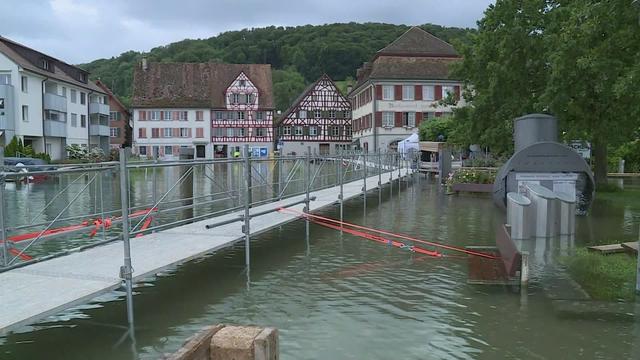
[
  {"x1": 348, "y1": 27, "x2": 465, "y2": 152},
  {"x1": 0, "y1": 36, "x2": 109, "y2": 160},
  {"x1": 131, "y1": 61, "x2": 273, "y2": 159},
  {"x1": 95, "y1": 80, "x2": 131, "y2": 149}
]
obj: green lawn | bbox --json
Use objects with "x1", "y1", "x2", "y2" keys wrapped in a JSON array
[{"x1": 562, "y1": 248, "x2": 638, "y2": 301}]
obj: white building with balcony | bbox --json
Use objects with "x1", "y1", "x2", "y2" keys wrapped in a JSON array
[{"x1": 0, "y1": 36, "x2": 108, "y2": 160}]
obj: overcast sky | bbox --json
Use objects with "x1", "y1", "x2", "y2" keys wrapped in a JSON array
[{"x1": 1, "y1": 0, "x2": 494, "y2": 64}]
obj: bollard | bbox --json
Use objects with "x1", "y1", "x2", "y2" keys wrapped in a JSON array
[
  {"x1": 525, "y1": 184, "x2": 558, "y2": 238},
  {"x1": 507, "y1": 192, "x2": 532, "y2": 240},
  {"x1": 556, "y1": 192, "x2": 576, "y2": 236}
]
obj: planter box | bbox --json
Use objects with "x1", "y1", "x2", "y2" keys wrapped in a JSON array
[{"x1": 451, "y1": 183, "x2": 493, "y2": 193}]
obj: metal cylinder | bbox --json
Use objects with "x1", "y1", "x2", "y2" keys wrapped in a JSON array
[
  {"x1": 514, "y1": 114, "x2": 558, "y2": 152},
  {"x1": 525, "y1": 184, "x2": 558, "y2": 238},
  {"x1": 556, "y1": 191, "x2": 576, "y2": 235},
  {"x1": 507, "y1": 192, "x2": 531, "y2": 239}
]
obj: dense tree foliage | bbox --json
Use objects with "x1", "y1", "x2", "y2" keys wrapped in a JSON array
[
  {"x1": 453, "y1": 0, "x2": 640, "y2": 185},
  {"x1": 79, "y1": 23, "x2": 474, "y2": 110}
]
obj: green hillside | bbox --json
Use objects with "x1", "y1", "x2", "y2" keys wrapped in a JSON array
[{"x1": 80, "y1": 22, "x2": 474, "y2": 111}]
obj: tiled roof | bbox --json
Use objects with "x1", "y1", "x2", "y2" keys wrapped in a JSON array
[
  {"x1": 0, "y1": 36, "x2": 104, "y2": 93},
  {"x1": 132, "y1": 62, "x2": 274, "y2": 109},
  {"x1": 377, "y1": 26, "x2": 458, "y2": 57}
]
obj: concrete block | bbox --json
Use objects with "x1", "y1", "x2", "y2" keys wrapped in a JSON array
[
  {"x1": 165, "y1": 324, "x2": 226, "y2": 360},
  {"x1": 210, "y1": 325, "x2": 278, "y2": 360}
]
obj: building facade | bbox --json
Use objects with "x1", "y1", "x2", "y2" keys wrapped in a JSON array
[
  {"x1": 0, "y1": 36, "x2": 110, "y2": 160},
  {"x1": 348, "y1": 27, "x2": 465, "y2": 153},
  {"x1": 132, "y1": 62, "x2": 274, "y2": 159},
  {"x1": 95, "y1": 80, "x2": 131, "y2": 149},
  {"x1": 276, "y1": 74, "x2": 352, "y2": 155}
]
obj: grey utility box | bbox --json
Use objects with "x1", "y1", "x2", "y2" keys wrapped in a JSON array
[
  {"x1": 506, "y1": 192, "x2": 531, "y2": 239},
  {"x1": 526, "y1": 184, "x2": 558, "y2": 238},
  {"x1": 556, "y1": 191, "x2": 576, "y2": 235}
]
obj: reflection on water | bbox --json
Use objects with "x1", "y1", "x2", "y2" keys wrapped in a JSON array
[{"x1": 1, "y1": 177, "x2": 639, "y2": 359}]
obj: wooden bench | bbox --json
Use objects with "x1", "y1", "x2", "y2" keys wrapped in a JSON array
[{"x1": 467, "y1": 224, "x2": 524, "y2": 286}]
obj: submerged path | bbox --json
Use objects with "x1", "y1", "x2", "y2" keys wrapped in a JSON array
[{"x1": 0, "y1": 167, "x2": 412, "y2": 334}]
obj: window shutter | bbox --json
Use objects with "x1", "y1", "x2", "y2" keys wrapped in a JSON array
[
  {"x1": 415, "y1": 85, "x2": 423, "y2": 100},
  {"x1": 188, "y1": 128, "x2": 192, "y2": 137},
  {"x1": 375, "y1": 85, "x2": 382, "y2": 100},
  {"x1": 139, "y1": 111, "x2": 146, "y2": 121},
  {"x1": 394, "y1": 85, "x2": 402, "y2": 100},
  {"x1": 375, "y1": 112, "x2": 382, "y2": 127},
  {"x1": 394, "y1": 112, "x2": 402, "y2": 127},
  {"x1": 196, "y1": 128, "x2": 204, "y2": 138},
  {"x1": 160, "y1": 111, "x2": 165, "y2": 121},
  {"x1": 173, "y1": 111, "x2": 179, "y2": 121},
  {"x1": 435, "y1": 85, "x2": 443, "y2": 100},
  {"x1": 454, "y1": 85, "x2": 461, "y2": 100},
  {"x1": 415, "y1": 112, "x2": 423, "y2": 127},
  {"x1": 159, "y1": 146, "x2": 165, "y2": 156},
  {"x1": 146, "y1": 146, "x2": 151, "y2": 156}
]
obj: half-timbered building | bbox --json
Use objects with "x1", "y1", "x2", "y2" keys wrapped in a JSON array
[
  {"x1": 276, "y1": 74, "x2": 352, "y2": 155},
  {"x1": 132, "y1": 61, "x2": 273, "y2": 159},
  {"x1": 348, "y1": 27, "x2": 465, "y2": 153}
]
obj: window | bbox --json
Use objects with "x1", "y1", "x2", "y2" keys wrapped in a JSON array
[
  {"x1": 0, "y1": 74, "x2": 11, "y2": 85},
  {"x1": 283, "y1": 126, "x2": 291, "y2": 136},
  {"x1": 110, "y1": 111, "x2": 120, "y2": 121},
  {"x1": 81, "y1": 115, "x2": 86, "y2": 128},
  {"x1": 180, "y1": 128, "x2": 189, "y2": 137},
  {"x1": 236, "y1": 128, "x2": 246, "y2": 137},
  {"x1": 328, "y1": 110, "x2": 336, "y2": 118},
  {"x1": 41, "y1": 59, "x2": 50, "y2": 70},
  {"x1": 247, "y1": 94, "x2": 255, "y2": 104},
  {"x1": 71, "y1": 113, "x2": 77, "y2": 127},
  {"x1": 403, "y1": 112, "x2": 416, "y2": 127},
  {"x1": 255, "y1": 128, "x2": 265, "y2": 137},
  {"x1": 299, "y1": 110, "x2": 307, "y2": 119},
  {"x1": 343, "y1": 110, "x2": 350, "y2": 119},
  {"x1": 314, "y1": 110, "x2": 322, "y2": 118},
  {"x1": 423, "y1": 86, "x2": 435, "y2": 101},
  {"x1": 215, "y1": 111, "x2": 223, "y2": 120},
  {"x1": 45, "y1": 110, "x2": 65, "y2": 122},
  {"x1": 165, "y1": 146, "x2": 173, "y2": 156},
  {"x1": 443, "y1": 85, "x2": 456, "y2": 98},
  {"x1": 239, "y1": 80, "x2": 246, "y2": 87},
  {"x1": 139, "y1": 146, "x2": 147, "y2": 156},
  {"x1": 331, "y1": 126, "x2": 340, "y2": 137},
  {"x1": 382, "y1": 85, "x2": 394, "y2": 100},
  {"x1": 382, "y1": 112, "x2": 394, "y2": 127},
  {"x1": 151, "y1": 111, "x2": 160, "y2": 121},
  {"x1": 294, "y1": 126, "x2": 303, "y2": 136},
  {"x1": 237, "y1": 111, "x2": 245, "y2": 120},
  {"x1": 70, "y1": 89, "x2": 77, "y2": 103},
  {"x1": 163, "y1": 128, "x2": 172, "y2": 137},
  {"x1": 138, "y1": 128, "x2": 146, "y2": 138},
  {"x1": 309, "y1": 126, "x2": 317, "y2": 136},
  {"x1": 21, "y1": 76, "x2": 27, "y2": 93},
  {"x1": 256, "y1": 111, "x2": 263, "y2": 120},
  {"x1": 227, "y1": 111, "x2": 236, "y2": 120},
  {"x1": 423, "y1": 112, "x2": 436, "y2": 120},
  {"x1": 110, "y1": 127, "x2": 120, "y2": 137},
  {"x1": 163, "y1": 111, "x2": 172, "y2": 121},
  {"x1": 231, "y1": 93, "x2": 240, "y2": 104},
  {"x1": 402, "y1": 85, "x2": 414, "y2": 100},
  {"x1": 345, "y1": 125, "x2": 352, "y2": 137},
  {"x1": 179, "y1": 111, "x2": 188, "y2": 121},
  {"x1": 21, "y1": 105, "x2": 28, "y2": 122},
  {"x1": 213, "y1": 128, "x2": 225, "y2": 137},
  {"x1": 196, "y1": 110, "x2": 204, "y2": 121},
  {"x1": 61, "y1": 86, "x2": 67, "y2": 98},
  {"x1": 80, "y1": 92, "x2": 86, "y2": 105}
]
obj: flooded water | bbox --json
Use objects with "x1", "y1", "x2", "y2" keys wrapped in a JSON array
[{"x1": 1, "y1": 172, "x2": 639, "y2": 359}]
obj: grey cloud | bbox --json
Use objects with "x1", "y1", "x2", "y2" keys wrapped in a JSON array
[{"x1": 1, "y1": 0, "x2": 493, "y2": 63}]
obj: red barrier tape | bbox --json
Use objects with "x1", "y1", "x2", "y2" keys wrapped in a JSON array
[{"x1": 278, "y1": 207, "x2": 498, "y2": 260}]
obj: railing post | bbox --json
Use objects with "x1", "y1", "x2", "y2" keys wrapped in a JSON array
[
  {"x1": 397, "y1": 153, "x2": 401, "y2": 193},
  {"x1": 339, "y1": 152, "x2": 344, "y2": 224},
  {"x1": 243, "y1": 144, "x2": 251, "y2": 269},
  {"x1": 389, "y1": 153, "x2": 393, "y2": 198},
  {"x1": 118, "y1": 148, "x2": 135, "y2": 329},
  {"x1": 378, "y1": 150, "x2": 382, "y2": 204},
  {"x1": 152, "y1": 146, "x2": 158, "y2": 232},
  {"x1": 305, "y1": 147, "x2": 311, "y2": 241}
]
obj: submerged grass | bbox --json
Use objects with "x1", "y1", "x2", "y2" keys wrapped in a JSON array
[{"x1": 562, "y1": 248, "x2": 637, "y2": 301}]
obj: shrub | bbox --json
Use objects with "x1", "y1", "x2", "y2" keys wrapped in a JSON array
[{"x1": 445, "y1": 168, "x2": 496, "y2": 187}]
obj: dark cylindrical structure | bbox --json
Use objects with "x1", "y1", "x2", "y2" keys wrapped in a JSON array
[{"x1": 514, "y1": 114, "x2": 558, "y2": 152}]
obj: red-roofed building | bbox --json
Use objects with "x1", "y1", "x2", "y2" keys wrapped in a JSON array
[{"x1": 348, "y1": 27, "x2": 465, "y2": 152}]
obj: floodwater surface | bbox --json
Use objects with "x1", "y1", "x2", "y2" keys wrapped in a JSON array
[{"x1": 1, "y1": 171, "x2": 639, "y2": 359}]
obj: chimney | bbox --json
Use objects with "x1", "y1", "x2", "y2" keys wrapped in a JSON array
[{"x1": 142, "y1": 57, "x2": 148, "y2": 71}]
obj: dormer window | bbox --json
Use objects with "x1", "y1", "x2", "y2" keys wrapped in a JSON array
[
  {"x1": 40, "y1": 58, "x2": 50, "y2": 70},
  {"x1": 78, "y1": 73, "x2": 87, "y2": 83}
]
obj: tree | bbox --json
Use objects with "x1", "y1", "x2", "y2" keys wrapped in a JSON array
[
  {"x1": 543, "y1": 0, "x2": 640, "y2": 186},
  {"x1": 453, "y1": 0, "x2": 551, "y2": 155},
  {"x1": 272, "y1": 67, "x2": 307, "y2": 112}
]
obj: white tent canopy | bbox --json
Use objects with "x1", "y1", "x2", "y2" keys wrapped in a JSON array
[{"x1": 397, "y1": 133, "x2": 420, "y2": 158}]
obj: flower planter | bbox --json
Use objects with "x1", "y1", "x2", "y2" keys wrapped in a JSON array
[{"x1": 451, "y1": 183, "x2": 493, "y2": 193}]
